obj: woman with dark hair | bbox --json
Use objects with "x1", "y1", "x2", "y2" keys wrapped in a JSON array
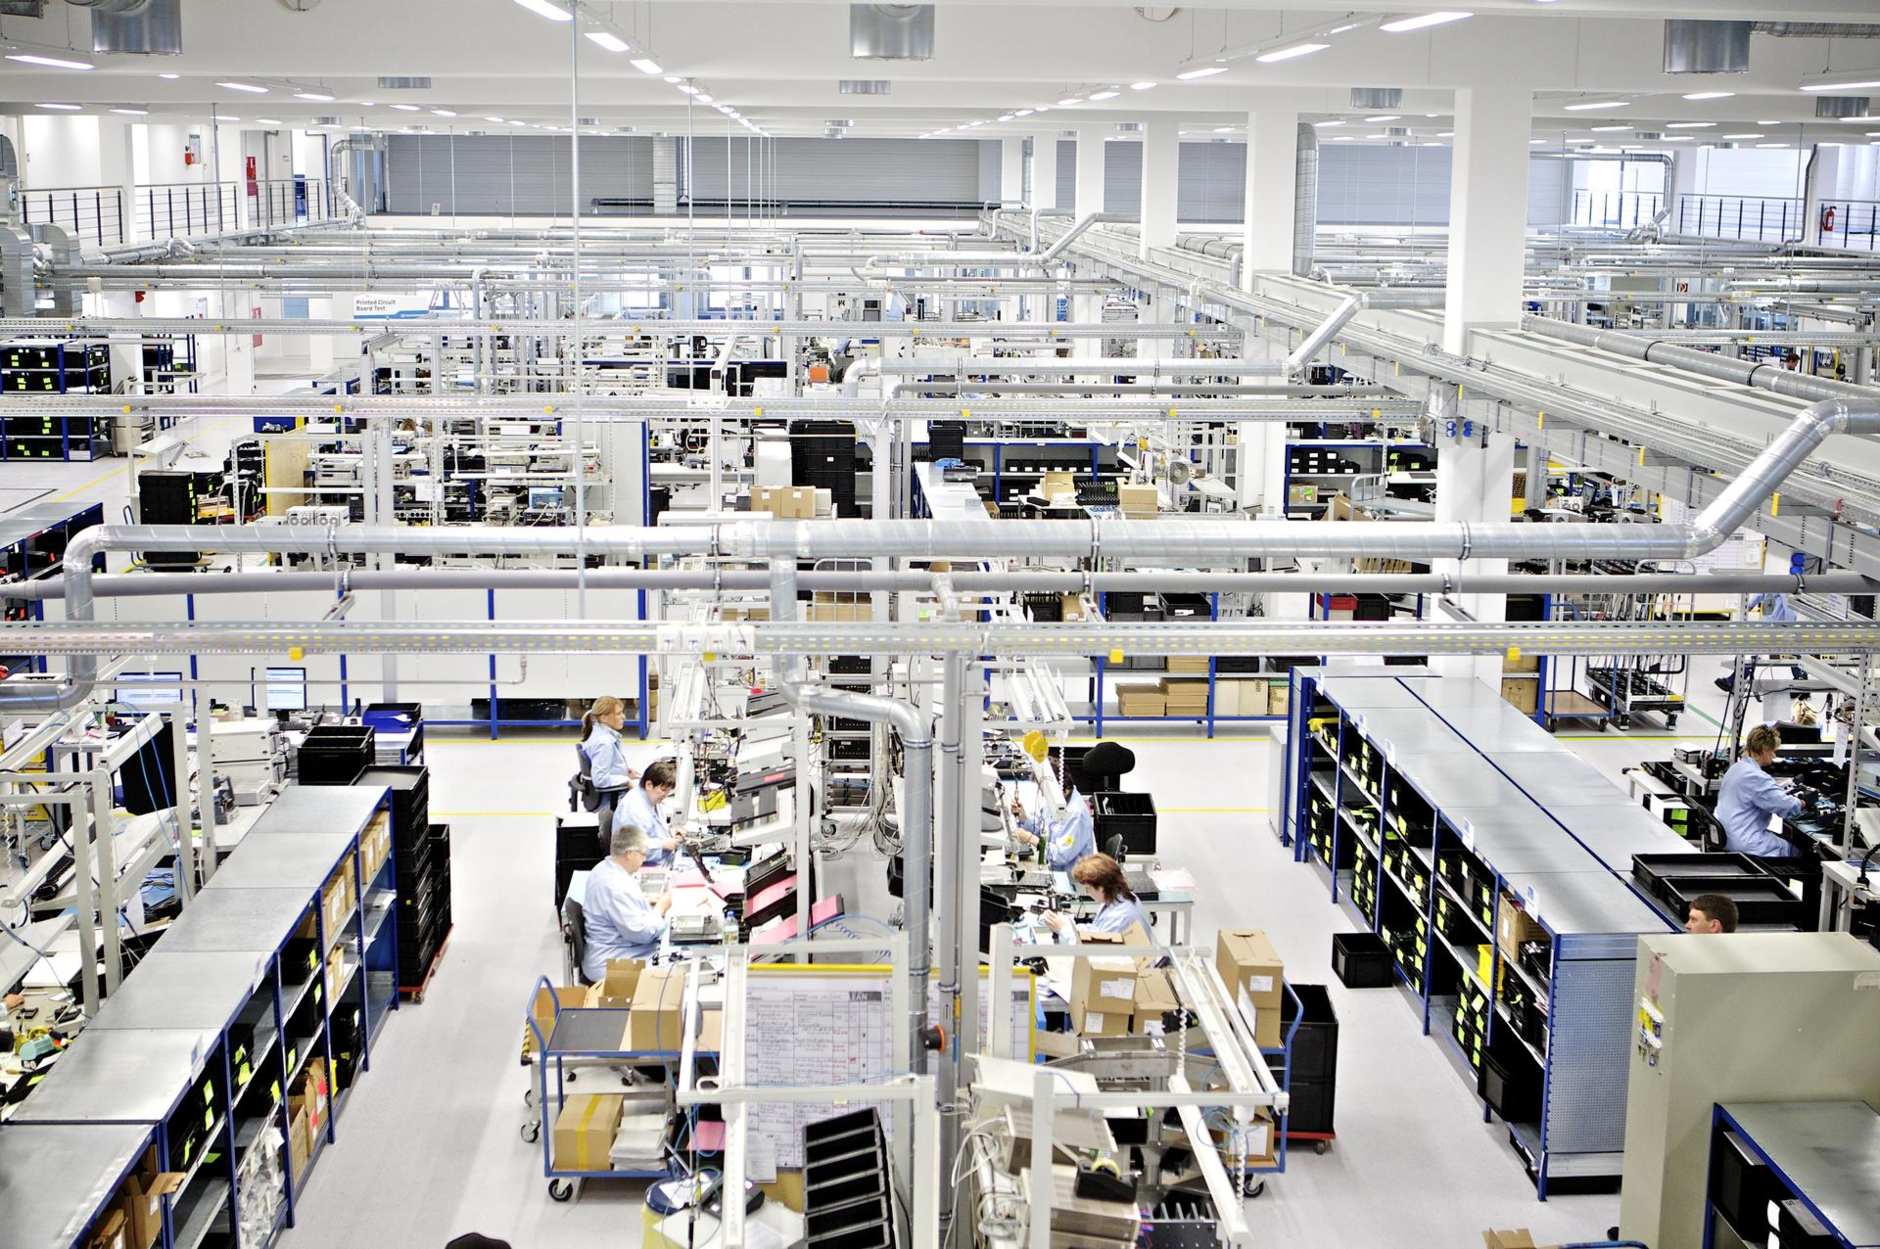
[
  {"x1": 619, "y1": 757, "x2": 686, "y2": 867},
  {"x1": 1042, "y1": 852, "x2": 1150, "y2": 944}
]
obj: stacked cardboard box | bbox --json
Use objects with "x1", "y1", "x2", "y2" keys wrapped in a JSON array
[
  {"x1": 1268, "y1": 682, "x2": 1292, "y2": 716},
  {"x1": 1168, "y1": 654, "x2": 1211, "y2": 675},
  {"x1": 1216, "y1": 929, "x2": 1285, "y2": 1048},
  {"x1": 1115, "y1": 683, "x2": 1165, "y2": 718},
  {"x1": 1069, "y1": 956, "x2": 1140, "y2": 1037},
  {"x1": 1117, "y1": 483, "x2": 1159, "y2": 517},
  {"x1": 808, "y1": 592, "x2": 868, "y2": 622},
  {"x1": 555, "y1": 1093, "x2": 627, "y2": 1173},
  {"x1": 92, "y1": 1146, "x2": 180, "y2": 1249},
  {"x1": 320, "y1": 854, "x2": 356, "y2": 939},
  {"x1": 1160, "y1": 678, "x2": 1210, "y2": 716}
]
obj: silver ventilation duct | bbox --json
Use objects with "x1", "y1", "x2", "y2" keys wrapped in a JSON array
[
  {"x1": 1816, "y1": 95, "x2": 1873, "y2": 119},
  {"x1": 1292, "y1": 122, "x2": 1318, "y2": 279},
  {"x1": 840, "y1": 80, "x2": 892, "y2": 94},
  {"x1": 86, "y1": 0, "x2": 181, "y2": 55},
  {"x1": 1663, "y1": 20, "x2": 1751, "y2": 73},
  {"x1": 1350, "y1": 88, "x2": 1402, "y2": 111},
  {"x1": 1755, "y1": 23, "x2": 1880, "y2": 38},
  {"x1": 851, "y1": 4, "x2": 934, "y2": 60}
]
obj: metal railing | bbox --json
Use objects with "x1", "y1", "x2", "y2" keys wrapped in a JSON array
[
  {"x1": 1569, "y1": 189, "x2": 1664, "y2": 231},
  {"x1": 17, "y1": 178, "x2": 336, "y2": 249},
  {"x1": 1676, "y1": 194, "x2": 1804, "y2": 243},
  {"x1": 1812, "y1": 197, "x2": 1880, "y2": 251},
  {"x1": 18, "y1": 185, "x2": 128, "y2": 248}
]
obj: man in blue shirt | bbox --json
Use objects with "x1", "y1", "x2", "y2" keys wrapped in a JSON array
[
  {"x1": 580, "y1": 823, "x2": 673, "y2": 982},
  {"x1": 1715, "y1": 724, "x2": 1806, "y2": 858}
]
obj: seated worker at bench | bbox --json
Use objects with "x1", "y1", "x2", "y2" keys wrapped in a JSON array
[
  {"x1": 1042, "y1": 853, "x2": 1151, "y2": 944},
  {"x1": 620, "y1": 758, "x2": 687, "y2": 868},
  {"x1": 581, "y1": 823, "x2": 674, "y2": 981}
]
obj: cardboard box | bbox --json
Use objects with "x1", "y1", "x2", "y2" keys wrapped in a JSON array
[
  {"x1": 1040, "y1": 470, "x2": 1076, "y2": 500},
  {"x1": 87, "y1": 1206, "x2": 128, "y2": 1249},
  {"x1": 780, "y1": 486, "x2": 816, "y2": 519},
  {"x1": 748, "y1": 486, "x2": 778, "y2": 517},
  {"x1": 1133, "y1": 968, "x2": 1180, "y2": 1032},
  {"x1": 1268, "y1": 682, "x2": 1292, "y2": 716},
  {"x1": 808, "y1": 594, "x2": 868, "y2": 622},
  {"x1": 629, "y1": 964, "x2": 687, "y2": 1052},
  {"x1": 287, "y1": 1104, "x2": 312, "y2": 1179},
  {"x1": 1501, "y1": 676, "x2": 1539, "y2": 715},
  {"x1": 1503, "y1": 652, "x2": 1540, "y2": 674},
  {"x1": 110, "y1": 1147, "x2": 179, "y2": 1249},
  {"x1": 1070, "y1": 956, "x2": 1140, "y2": 1038},
  {"x1": 1168, "y1": 654, "x2": 1211, "y2": 674},
  {"x1": 597, "y1": 959, "x2": 644, "y2": 1009},
  {"x1": 1482, "y1": 1231, "x2": 1555, "y2": 1249},
  {"x1": 1115, "y1": 683, "x2": 1165, "y2": 718},
  {"x1": 1497, "y1": 897, "x2": 1545, "y2": 951},
  {"x1": 1216, "y1": 928, "x2": 1284, "y2": 1047},
  {"x1": 527, "y1": 985, "x2": 588, "y2": 1056},
  {"x1": 1117, "y1": 483, "x2": 1159, "y2": 515},
  {"x1": 554, "y1": 1093, "x2": 626, "y2": 1173},
  {"x1": 1059, "y1": 593, "x2": 1087, "y2": 622},
  {"x1": 1288, "y1": 483, "x2": 1319, "y2": 507}
]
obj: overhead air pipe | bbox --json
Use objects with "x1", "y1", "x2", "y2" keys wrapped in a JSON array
[
  {"x1": 778, "y1": 680, "x2": 933, "y2": 1079},
  {"x1": 1522, "y1": 316, "x2": 1878, "y2": 406}
]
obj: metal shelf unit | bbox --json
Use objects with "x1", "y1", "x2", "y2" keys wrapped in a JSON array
[
  {"x1": 1282, "y1": 440, "x2": 1435, "y2": 519},
  {"x1": 1706, "y1": 1101, "x2": 1880, "y2": 1249},
  {"x1": 5, "y1": 786, "x2": 393, "y2": 1248},
  {"x1": 1283, "y1": 668, "x2": 1688, "y2": 1198},
  {"x1": 1083, "y1": 591, "x2": 1296, "y2": 737},
  {"x1": 0, "y1": 501, "x2": 104, "y2": 675}
]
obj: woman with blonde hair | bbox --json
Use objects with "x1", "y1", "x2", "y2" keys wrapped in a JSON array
[{"x1": 578, "y1": 695, "x2": 637, "y2": 838}]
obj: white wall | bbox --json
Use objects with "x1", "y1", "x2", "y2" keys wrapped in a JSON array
[
  {"x1": 1827, "y1": 145, "x2": 1880, "y2": 202},
  {"x1": 1683, "y1": 147, "x2": 1809, "y2": 200},
  {"x1": 137, "y1": 123, "x2": 214, "y2": 186},
  {"x1": 21, "y1": 115, "x2": 104, "y2": 188}
]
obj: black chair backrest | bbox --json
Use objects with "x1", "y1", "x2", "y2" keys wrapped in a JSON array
[
  {"x1": 1103, "y1": 833, "x2": 1126, "y2": 860},
  {"x1": 562, "y1": 893, "x2": 591, "y2": 985}
]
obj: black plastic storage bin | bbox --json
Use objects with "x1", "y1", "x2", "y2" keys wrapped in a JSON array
[
  {"x1": 297, "y1": 724, "x2": 376, "y2": 786},
  {"x1": 1280, "y1": 983, "x2": 1340, "y2": 1139},
  {"x1": 1632, "y1": 852, "x2": 1767, "y2": 906},
  {"x1": 1331, "y1": 931, "x2": 1394, "y2": 988},
  {"x1": 1159, "y1": 592, "x2": 1211, "y2": 620},
  {"x1": 1710, "y1": 1129, "x2": 1777, "y2": 1239},
  {"x1": 1092, "y1": 791, "x2": 1157, "y2": 856},
  {"x1": 1478, "y1": 1041, "x2": 1543, "y2": 1124}
]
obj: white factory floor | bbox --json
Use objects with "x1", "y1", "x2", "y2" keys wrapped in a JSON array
[
  {"x1": 266, "y1": 698, "x2": 1736, "y2": 1249},
  {"x1": 1, "y1": 435, "x2": 1763, "y2": 1247}
]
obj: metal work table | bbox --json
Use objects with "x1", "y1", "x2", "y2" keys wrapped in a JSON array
[
  {"x1": 1426, "y1": 702, "x2": 1566, "y2": 751},
  {"x1": 1316, "y1": 675, "x2": 1431, "y2": 709},
  {"x1": 1484, "y1": 752, "x2": 1627, "y2": 806},
  {"x1": 247, "y1": 785, "x2": 386, "y2": 836},
  {"x1": 0, "y1": 1121, "x2": 153, "y2": 1249},
  {"x1": 1719, "y1": 1100, "x2": 1880, "y2": 1248},
  {"x1": 1497, "y1": 869, "x2": 1666, "y2": 940},
  {"x1": 1392, "y1": 754, "x2": 1530, "y2": 812},
  {"x1": 1441, "y1": 807, "x2": 1605, "y2": 876},
  {"x1": 86, "y1": 951, "x2": 269, "y2": 1033},
  {"x1": 1397, "y1": 679, "x2": 1520, "y2": 714},
  {"x1": 7, "y1": 1027, "x2": 219, "y2": 1124},
  {"x1": 1546, "y1": 803, "x2": 1695, "y2": 875},
  {"x1": 150, "y1": 887, "x2": 313, "y2": 955},
  {"x1": 201, "y1": 831, "x2": 354, "y2": 892},
  {"x1": 1342, "y1": 708, "x2": 1472, "y2": 756}
]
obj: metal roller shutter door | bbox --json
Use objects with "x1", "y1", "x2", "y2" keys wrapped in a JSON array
[
  {"x1": 387, "y1": 135, "x2": 656, "y2": 214},
  {"x1": 682, "y1": 136, "x2": 983, "y2": 205}
]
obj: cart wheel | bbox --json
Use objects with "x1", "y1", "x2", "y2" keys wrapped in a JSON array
[
  {"x1": 523, "y1": 1088, "x2": 536, "y2": 1109},
  {"x1": 549, "y1": 1180, "x2": 575, "y2": 1203},
  {"x1": 1313, "y1": 1140, "x2": 1330, "y2": 1155},
  {"x1": 410, "y1": 990, "x2": 424, "y2": 1005},
  {"x1": 1241, "y1": 1177, "x2": 1266, "y2": 1199},
  {"x1": 566, "y1": 1071, "x2": 577, "y2": 1083},
  {"x1": 520, "y1": 1121, "x2": 540, "y2": 1144}
]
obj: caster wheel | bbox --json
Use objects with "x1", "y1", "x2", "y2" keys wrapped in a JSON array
[
  {"x1": 410, "y1": 992, "x2": 424, "y2": 1005},
  {"x1": 1242, "y1": 1177, "x2": 1266, "y2": 1199},
  {"x1": 549, "y1": 1180, "x2": 575, "y2": 1202},
  {"x1": 567, "y1": 1072, "x2": 577, "y2": 1083},
  {"x1": 1313, "y1": 1140, "x2": 1329, "y2": 1155},
  {"x1": 521, "y1": 1122, "x2": 540, "y2": 1144},
  {"x1": 524, "y1": 1089, "x2": 536, "y2": 1108}
]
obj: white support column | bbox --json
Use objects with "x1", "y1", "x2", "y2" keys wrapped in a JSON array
[
  {"x1": 1138, "y1": 116, "x2": 1179, "y2": 260},
  {"x1": 1442, "y1": 84, "x2": 1533, "y2": 356},
  {"x1": 1000, "y1": 137, "x2": 1026, "y2": 208},
  {"x1": 1074, "y1": 129, "x2": 1108, "y2": 357},
  {"x1": 1240, "y1": 100, "x2": 1299, "y2": 280},
  {"x1": 217, "y1": 289, "x2": 256, "y2": 395},
  {"x1": 1029, "y1": 133, "x2": 1058, "y2": 213},
  {"x1": 1432, "y1": 403, "x2": 1517, "y2": 683},
  {"x1": 1803, "y1": 143, "x2": 1842, "y2": 249}
]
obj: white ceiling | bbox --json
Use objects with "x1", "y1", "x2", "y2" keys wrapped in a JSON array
[{"x1": 0, "y1": 1, "x2": 1876, "y2": 149}]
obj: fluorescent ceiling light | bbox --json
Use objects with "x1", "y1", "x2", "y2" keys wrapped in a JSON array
[
  {"x1": 663, "y1": 75, "x2": 681, "y2": 83},
  {"x1": 1422, "y1": 141, "x2": 1444, "y2": 147},
  {"x1": 1014, "y1": 108, "x2": 1033, "y2": 117},
  {"x1": 998, "y1": 114, "x2": 1014, "y2": 122},
  {"x1": 585, "y1": 31, "x2": 630, "y2": 53},
  {"x1": 1682, "y1": 91, "x2": 1734, "y2": 101},
  {"x1": 1058, "y1": 97, "x2": 1083, "y2": 107},
  {"x1": 1563, "y1": 99, "x2": 1628, "y2": 111},
  {"x1": 295, "y1": 91, "x2": 335, "y2": 102},
  {"x1": 7, "y1": 53, "x2": 94, "y2": 71},
  {"x1": 677, "y1": 83, "x2": 699, "y2": 94},
  {"x1": 1365, "y1": 114, "x2": 1400, "y2": 122},
  {"x1": 1802, "y1": 72, "x2": 1880, "y2": 93},
  {"x1": 256, "y1": 118, "x2": 282, "y2": 125},
  {"x1": 1590, "y1": 124, "x2": 1632, "y2": 132},
  {"x1": 159, "y1": 72, "x2": 180, "y2": 80},
  {"x1": 630, "y1": 58, "x2": 663, "y2": 75},
  {"x1": 1256, "y1": 42, "x2": 1330, "y2": 63},
  {"x1": 1087, "y1": 89, "x2": 1120, "y2": 101},
  {"x1": 1721, "y1": 133, "x2": 1764, "y2": 139},
  {"x1": 1213, "y1": 126, "x2": 1234, "y2": 133},
  {"x1": 1438, "y1": 130, "x2": 1454, "y2": 137},
  {"x1": 1756, "y1": 141, "x2": 1790, "y2": 147},
  {"x1": 1757, "y1": 119, "x2": 1780, "y2": 125},
  {"x1": 219, "y1": 81, "x2": 269, "y2": 94},
  {"x1": 1379, "y1": 12, "x2": 1473, "y2": 33},
  {"x1": 219, "y1": 116, "x2": 241, "y2": 123},
  {"x1": 1315, "y1": 120, "x2": 1345, "y2": 127},
  {"x1": 1176, "y1": 65, "x2": 1228, "y2": 80},
  {"x1": 1664, "y1": 121, "x2": 1714, "y2": 129},
  {"x1": 694, "y1": 93, "x2": 713, "y2": 104},
  {"x1": 1528, "y1": 137, "x2": 1547, "y2": 144},
  {"x1": 1331, "y1": 135, "x2": 1354, "y2": 141},
  {"x1": 391, "y1": 104, "x2": 421, "y2": 112},
  {"x1": 1659, "y1": 135, "x2": 1694, "y2": 141},
  {"x1": 1130, "y1": 82, "x2": 1157, "y2": 91},
  {"x1": 110, "y1": 107, "x2": 149, "y2": 116},
  {"x1": 36, "y1": 103, "x2": 81, "y2": 110},
  {"x1": 359, "y1": 101, "x2": 376, "y2": 107},
  {"x1": 485, "y1": 115, "x2": 505, "y2": 122},
  {"x1": 432, "y1": 109, "x2": 457, "y2": 117},
  {"x1": 513, "y1": 0, "x2": 573, "y2": 20}
]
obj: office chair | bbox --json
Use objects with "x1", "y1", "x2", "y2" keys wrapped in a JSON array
[
  {"x1": 1103, "y1": 833, "x2": 1126, "y2": 861},
  {"x1": 561, "y1": 893, "x2": 591, "y2": 986}
]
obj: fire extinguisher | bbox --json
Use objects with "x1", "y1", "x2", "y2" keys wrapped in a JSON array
[{"x1": 1823, "y1": 205, "x2": 1837, "y2": 234}]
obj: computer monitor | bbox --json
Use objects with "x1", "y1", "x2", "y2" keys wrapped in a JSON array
[
  {"x1": 264, "y1": 666, "x2": 308, "y2": 713},
  {"x1": 116, "y1": 672, "x2": 183, "y2": 713},
  {"x1": 528, "y1": 486, "x2": 567, "y2": 510}
]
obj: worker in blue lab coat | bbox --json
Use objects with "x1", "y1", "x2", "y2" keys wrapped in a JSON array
[
  {"x1": 1012, "y1": 778, "x2": 1095, "y2": 871},
  {"x1": 1715, "y1": 724, "x2": 1807, "y2": 858},
  {"x1": 580, "y1": 823, "x2": 673, "y2": 982},
  {"x1": 618, "y1": 758, "x2": 686, "y2": 868},
  {"x1": 1043, "y1": 853, "x2": 1152, "y2": 945},
  {"x1": 578, "y1": 695, "x2": 638, "y2": 845}
]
